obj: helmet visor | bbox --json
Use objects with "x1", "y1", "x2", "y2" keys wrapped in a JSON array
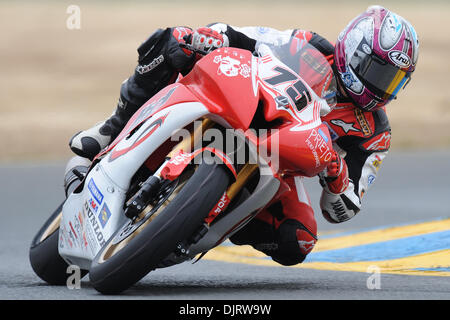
[{"x1": 350, "y1": 49, "x2": 410, "y2": 100}]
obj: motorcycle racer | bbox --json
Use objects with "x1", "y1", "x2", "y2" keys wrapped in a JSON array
[{"x1": 68, "y1": 5, "x2": 419, "y2": 266}]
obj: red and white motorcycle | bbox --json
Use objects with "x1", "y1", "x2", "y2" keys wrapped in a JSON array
[{"x1": 29, "y1": 37, "x2": 337, "y2": 294}]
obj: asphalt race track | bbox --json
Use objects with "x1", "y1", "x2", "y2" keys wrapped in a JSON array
[{"x1": 0, "y1": 150, "x2": 449, "y2": 300}]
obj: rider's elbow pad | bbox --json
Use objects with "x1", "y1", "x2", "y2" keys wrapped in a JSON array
[{"x1": 320, "y1": 186, "x2": 361, "y2": 224}]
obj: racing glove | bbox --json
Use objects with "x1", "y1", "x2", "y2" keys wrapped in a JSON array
[
  {"x1": 319, "y1": 150, "x2": 349, "y2": 194},
  {"x1": 187, "y1": 27, "x2": 229, "y2": 53},
  {"x1": 319, "y1": 150, "x2": 361, "y2": 224}
]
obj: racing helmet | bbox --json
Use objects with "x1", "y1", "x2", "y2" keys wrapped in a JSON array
[{"x1": 334, "y1": 5, "x2": 419, "y2": 111}]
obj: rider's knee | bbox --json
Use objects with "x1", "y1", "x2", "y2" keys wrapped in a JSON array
[
  {"x1": 271, "y1": 219, "x2": 317, "y2": 266},
  {"x1": 229, "y1": 217, "x2": 317, "y2": 266}
]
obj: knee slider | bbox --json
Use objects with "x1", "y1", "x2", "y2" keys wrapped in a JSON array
[{"x1": 273, "y1": 219, "x2": 317, "y2": 266}]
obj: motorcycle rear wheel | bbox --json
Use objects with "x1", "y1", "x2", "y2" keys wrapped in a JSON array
[{"x1": 89, "y1": 161, "x2": 230, "y2": 294}]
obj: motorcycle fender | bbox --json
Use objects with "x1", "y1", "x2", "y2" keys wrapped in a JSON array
[
  {"x1": 58, "y1": 165, "x2": 128, "y2": 270},
  {"x1": 160, "y1": 147, "x2": 237, "y2": 181},
  {"x1": 102, "y1": 102, "x2": 210, "y2": 190}
]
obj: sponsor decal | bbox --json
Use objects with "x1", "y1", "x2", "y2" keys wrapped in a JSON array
[
  {"x1": 117, "y1": 97, "x2": 127, "y2": 109},
  {"x1": 298, "y1": 239, "x2": 316, "y2": 254},
  {"x1": 78, "y1": 212, "x2": 83, "y2": 225},
  {"x1": 341, "y1": 71, "x2": 357, "y2": 88},
  {"x1": 363, "y1": 132, "x2": 391, "y2": 151},
  {"x1": 135, "y1": 55, "x2": 164, "y2": 75},
  {"x1": 82, "y1": 232, "x2": 88, "y2": 249},
  {"x1": 342, "y1": 67, "x2": 364, "y2": 94},
  {"x1": 76, "y1": 212, "x2": 88, "y2": 249},
  {"x1": 69, "y1": 221, "x2": 78, "y2": 240},
  {"x1": 89, "y1": 198, "x2": 99, "y2": 212},
  {"x1": 296, "y1": 229, "x2": 316, "y2": 254},
  {"x1": 324, "y1": 121, "x2": 339, "y2": 141},
  {"x1": 59, "y1": 233, "x2": 64, "y2": 249},
  {"x1": 73, "y1": 214, "x2": 87, "y2": 249},
  {"x1": 354, "y1": 109, "x2": 373, "y2": 137},
  {"x1": 88, "y1": 178, "x2": 103, "y2": 205},
  {"x1": 372, "y1": 154, "x2": 383, "y2": 171},
  {"x1": 59, "y1": 226, "x2": 69, "y2": 248},
  {"x1": 66, "y1": 223, "x2": 78, "y2": 249},
  {"x1": 318, "y1": 128, "x2": 329, "y2": 143},
  {"x1": 169, "y1": 151, "x2": 193, "y2": 166},
  {"x1": 368, "y1": 174, "x2": 376, "y2": 186},
  {"x1": 84, "y1": 201, "x2": 106, "y2": 247},
  {"x1": 109, "y1": 112, "x2": 169, "y2": 161},
  {"x1": 380, "y1": 12, "x2": 403, "y2": 50},
  {"x1": 84, "y1": 222, "x2": 98, "y2": 254},
  {"x1": 205, "y1": 192, "x2": 230, "y2": 224},
  {"x1": 98, "y1": 203, "x2": 112, "y2": 229},
  {"x1": 213, "y1": 54, "x2": 251, "y2": 78},
  {"x1": 388, "y1": 50, "x2": 411, "y2": 68},
  {"x1": 330, "y1": 199, "x2": 349, "y2": 222},
  {"x1": 62, "y1": 226, "x2": 73, "y2": 249},
  {"x1": 305, "y1": 128, "x2": 333, "y2": 168},
  {"x1": 330, "y1": 119, "x2": 360, "y2": 134}
]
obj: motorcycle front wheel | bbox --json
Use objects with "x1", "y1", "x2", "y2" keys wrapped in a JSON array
[
  {"x1": 29, "y1": 201, "x2": 87, "y2": 285},
  {"x1": 89, "y1": 160, "x2": 230, "y2": 294}
]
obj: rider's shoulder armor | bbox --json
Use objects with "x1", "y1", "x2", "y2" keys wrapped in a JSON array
[{"x1": 322, "y1": 104, "x2": 391, "y2": 153}]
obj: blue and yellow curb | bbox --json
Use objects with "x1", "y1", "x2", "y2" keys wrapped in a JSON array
[{"x1": 205, "y1": 218, "x2": 450, "y2": 277}]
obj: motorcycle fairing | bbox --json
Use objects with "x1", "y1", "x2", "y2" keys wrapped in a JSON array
[
  {"x1": 58, "y1": 41, "x2": 335, "y2": 269},
  {"x1": 253, "y1": 44, "x2": 334, "y2": 177},
  {"x1": 179, "y1": 48, "x2": 259, "y2": 131},
  {"x1": 59, "y1": 101, "x2": 210, "y2": 268}
]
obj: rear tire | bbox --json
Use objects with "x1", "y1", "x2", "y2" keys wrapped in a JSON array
[{"x1": 89, "y1": 161, "x2": 230, "y2": 294}]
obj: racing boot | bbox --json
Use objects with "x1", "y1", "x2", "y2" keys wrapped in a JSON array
[
  {"x1": 69, "y1": 92, "x2": 138, "y2": 161},
  {"x1": 69, "y1": 104, "x2": 133, "y2": 160}
]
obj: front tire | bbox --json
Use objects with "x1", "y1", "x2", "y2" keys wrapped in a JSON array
[
  {"x1": 29, "y1": 201, "x2": 87, "y2": 285},
  {"x1": 89, "y1": 161, "x2": 230, "y2": 294}
]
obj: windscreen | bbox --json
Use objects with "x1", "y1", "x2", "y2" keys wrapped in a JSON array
[{"x1": 257, "y1": 39, "x2": 337, "y2": 109}]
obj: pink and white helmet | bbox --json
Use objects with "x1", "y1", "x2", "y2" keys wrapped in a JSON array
[{"x1": 334, "y1": 6, "x2": 419, "y2": 111}]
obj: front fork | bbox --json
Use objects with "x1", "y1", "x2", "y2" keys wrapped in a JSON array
[
  {"x1": 125, "y1": 118, "x2": 259, "y2": 224},
  {"x1": 166, "y1": 118, "x2": 259, "y2": 224}
]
